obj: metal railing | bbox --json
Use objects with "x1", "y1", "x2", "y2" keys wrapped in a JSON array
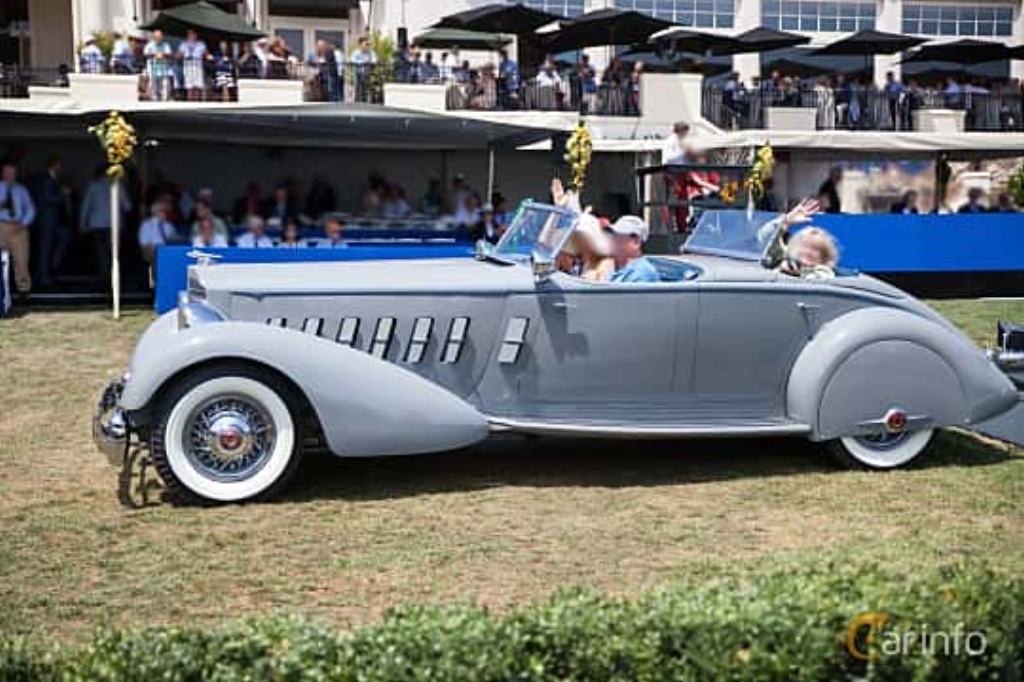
[
  {"x1": 0, "y1": 64, "x2": 70, "y2": 98},
  {"x1": 703, "y1": 85, "x2": 1024, "y2": 132}
]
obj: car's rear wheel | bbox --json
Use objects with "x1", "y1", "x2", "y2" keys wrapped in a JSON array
[
  {"x1": 150, "y1": 365, "x2": 303, "y2": 504},
  {"x1": 829, "y1": 428, "x2": 935, "y2": 470}
]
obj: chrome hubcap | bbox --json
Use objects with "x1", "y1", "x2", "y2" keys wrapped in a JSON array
[
  {"x1": 184, "y1": 396, "x2": 275, "y2": 481},
  {"x1": 853, "y1": 430, "x2": 912, "y2": 451}
]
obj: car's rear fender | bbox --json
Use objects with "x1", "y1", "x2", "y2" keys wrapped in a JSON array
[
  {"x1": 787, "y1": 307, "x2": 1018, "y2": 440},
  {"x1": 120, "y1": 312, "x2": 489, "y2": 456}
]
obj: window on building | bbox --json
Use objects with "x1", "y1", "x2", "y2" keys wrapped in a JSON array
[
  {"x1": 762, "y1": 0, "x2": 876, "y2": 32},
  {"x1": 509, "y1": 0, "x2": 587, "y2": 18},
  {"x1": 614, "y1": 0, "x2": 735, "y2": 28},
  {"x1": 901, "y1": 2, "x2": 1014, "y2": 37}
]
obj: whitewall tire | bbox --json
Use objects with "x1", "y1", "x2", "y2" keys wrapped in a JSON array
[
  {"x1": 829, "y1": 428, "x2": 935, "y2": 470},
  {"x1": 150, "y1": 365, "x2": 303, "y2": 504}
]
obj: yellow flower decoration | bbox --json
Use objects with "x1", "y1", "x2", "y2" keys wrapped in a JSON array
[
  {"x1": 563, "y1": 121, "x2": 593, "y2": 197},
  {"x1": 88, "y1": 110, "x2": 137, "y2": 180},
  {"x1": 744, "y1": 142, "x2": 774, "y2": 201}
]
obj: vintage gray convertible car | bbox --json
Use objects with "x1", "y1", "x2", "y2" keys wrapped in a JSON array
[{"x1": 94, "y1": 203, "x2": 1023, "y2": 503}]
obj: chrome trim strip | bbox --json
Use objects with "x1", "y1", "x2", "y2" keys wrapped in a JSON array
[{"x1": 486, "y1": 417, "x2": 811, "y2": 438}]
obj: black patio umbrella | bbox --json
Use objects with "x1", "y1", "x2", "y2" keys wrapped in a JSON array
[
  {"x1": 648, "y1": 27, "x2": 742, "y2": 57},
  {"x1": 139, "y1": 0, "x2": 265, "y2": 42},
  {"x1": 543, "y1": 9, "x2": 672, "y2": 52},
  {"x1": 413, "y1": 28, "x2": 513, "y2": 51},
  {"x1": 728, "y1": 26, "x2": 810, "y2": 54},
  {"x1": 432, "y1": 3, "x2": 563, "y2": 34},
  {"x1": 814, "y1": 29, "x2": 925, "y2": 56},
  {"x1": 1012, "y1": 45, "x2": 1024, "y2": 59},
  {"x1": 761, "y1": 57, "x2": 836, "y2": 79},
  {"x1": 901, "y1": 38, "x2": 1010, "y2": 65}
]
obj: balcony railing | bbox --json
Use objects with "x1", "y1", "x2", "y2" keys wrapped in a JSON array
[
  {"x1": 703, "y1": 85, "x2": 1024, "y2": 132},
  {"x1": 0, "y1": 64, "x2": 70, "y2": 98}
]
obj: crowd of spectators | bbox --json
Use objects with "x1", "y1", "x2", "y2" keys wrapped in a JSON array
[
  {"x1": 0, "y1": 152, "x2": 526, "y2": 301},
  {"x1": 711, "y1": 69, "x2": 1024, "y2": 132}
]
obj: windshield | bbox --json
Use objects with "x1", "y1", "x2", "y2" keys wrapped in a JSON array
[
  {"x1": 493, "y1": 202, "x2": 578, "y2": 263},
  {"x1": 683, "y1": 209, "x2": 783, "y2": 261}
]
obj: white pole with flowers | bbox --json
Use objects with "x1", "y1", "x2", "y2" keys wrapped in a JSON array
[
  {"x1": 89, "y1": 111, "x2": 137, "y2": 320},
  {"x1": 564, "y1": 120, "x2": 593, "y2": 203}
]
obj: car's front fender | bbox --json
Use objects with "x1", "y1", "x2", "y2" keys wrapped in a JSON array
[
  {"x1": 787, "y1": 307, "x2": 1018, "y2": 440},
  {"x1": 121, "y1": 312, "x2": 489, "y2": 456}
]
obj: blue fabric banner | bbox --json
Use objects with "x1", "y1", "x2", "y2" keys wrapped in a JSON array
[{"x1": 154, "y1": 243, "x2": 474, "y2": 313}]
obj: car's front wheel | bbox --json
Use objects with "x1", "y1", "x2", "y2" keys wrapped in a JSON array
[
  {"x1": 150, "y1": 364, "x2": 303, "y2": 504},
  {"x1": 829, "y1": 428, "x2": 935, "y2": 470}
]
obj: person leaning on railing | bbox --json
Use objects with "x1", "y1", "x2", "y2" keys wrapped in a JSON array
[
  {"x1": 80, "y1": 36, "x2": 105, "y2": 74},
  {"x1": 144, "y1": 30, "x2": 174, "y2": 101}
]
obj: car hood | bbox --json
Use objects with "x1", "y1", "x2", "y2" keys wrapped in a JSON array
[{"x1": 193, "y1": 258, "x2": 533, "y2": 297}]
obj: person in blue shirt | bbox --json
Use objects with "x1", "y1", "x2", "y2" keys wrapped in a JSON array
[
  {"x1": 607, "y1": 215, "x2": 659, "y2": 284},
  {"x1": 0, "y1": 161, "x2": 36, "y2": 296}
]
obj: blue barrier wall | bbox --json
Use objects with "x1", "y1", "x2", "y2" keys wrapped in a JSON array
[
  {"x1": 813, "y1": 213, "x2": 1024, "y2": 273},
  {"x1": 155, "y1": 214, "x2": 1023, "y2": 314},
  {"x1": 154, "y1": 244, "x2": 473, "y2": 313}
]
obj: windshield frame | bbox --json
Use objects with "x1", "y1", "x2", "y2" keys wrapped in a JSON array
[
  {"x1": 490, "y1": 200, "x2": 579, "y2": 265},
  {"x1": 682, "y1": 209, "x2": 784, "y2": 262}
]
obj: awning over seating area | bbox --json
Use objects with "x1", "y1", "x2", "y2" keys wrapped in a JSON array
[{"x1": 0, "y1": 104, "x2": 557, "y2": 151}]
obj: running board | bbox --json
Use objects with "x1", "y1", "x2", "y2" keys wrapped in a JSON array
[{"x1": 486, "y1": 416, "x2": 811, "y2": 439}]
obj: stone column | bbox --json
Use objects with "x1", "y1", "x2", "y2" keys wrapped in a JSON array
[
  {"x1": 874, "y1": 0, "x2": 903, "y2": 87},
  {"x1": 732, "y1": 0, "x2": 762, "y2": 82}
]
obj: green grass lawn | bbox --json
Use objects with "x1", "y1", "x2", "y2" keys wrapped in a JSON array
[{"x1": 0, "y1": 300, "x2": 1021, "y2": 643}]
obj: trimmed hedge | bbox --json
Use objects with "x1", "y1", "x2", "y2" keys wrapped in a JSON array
[{"x1": 3, "y1": 563, "x2": 1023, "y2": 681}]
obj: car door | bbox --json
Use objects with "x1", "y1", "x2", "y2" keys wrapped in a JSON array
[{"x1": 475, "y1": 271, "x2": 699, "y2": 420}]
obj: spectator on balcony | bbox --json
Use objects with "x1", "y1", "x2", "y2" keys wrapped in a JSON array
[
  {"x1": 958, "y1": 187, "x2": 987, "y2": 214},
  {"x1": 138, "y1": 202, "x2": 180, "y2": 266},
  {"x1": 422, "y1": 52, "x2": 440, "y2": 83},
  {"x1": 722, "y1": 72, "x2": 747, "y2": 129},
  {"x1": 627, "y1": 61, "x2": 644, "y2": 115},
  {"x1": 441, "y1": 49, "x2": 459, "y2": 83},
  {"x1": 576, "y1": 54, "x2": 597, "y2": 114},
  {"x1": 212, "y1": 41, "x2": 238, "y2": 102},
  {"x1": 454, "y1": 192, "x2": 482, "y2": 227},
  {"x1": 238, "y1": 41, "x2": 264, "y2": 79},
  {"x1": 192, "y1": 216, "x2": 228, "y2": 248},
  {"x1": 943, "y1": 77, "x2": 963, "y2": 109},
  {"x1": 111, "y1": 32, "x2": 135, "y2": 74},
  {"x1": 262, "y1": 186, "x2": 297, "y2": 229},
  {"x1": 351, "y1": 36, "x2": 377, "y2": 102},
  {"x1": 406, "y1": 46, "x2": 426, "y2": 84},
  {"x1": 310, "y1": 39, "x2": 340, "y2": 101},
  {"x1": 177, "y1": 29, "x2": 209, "y2": 101},
  {"x1": 498, "y1": 49, "x2": 519, "y2": 109},
  {"x1": 266, "y1": 36, "x2": 295, "y2": 79},
  {"x1": 890, "y1": 190, "x2": 919, "y2": 215},
  {"x1": 884, "y1": 71, "x2": 905, "y2": 130},
  {"x1": 30, "y1": 155, "x2": 71, "y2": 288},
  {"x1": 190, "y1": 197, "x2": 228, "y2": 241},
  {"x1": 0, "y1": 161, "x2": 36, "y2": 297},
  {"x1": 471, "y1": 63, "x2": 497, "y2": 109},
  {"x1": 144, "y1": 29, "x2": 174, "y2": 101},
  {"x1": 536, "y1": 59, "x2": 562, "y2": 88},
  {"x1": 237, "y1": 214, "x2": 274, "y2": 248},
  {"x1": 80, "y1": 164, "x2": 131, "y2": 284},
  {"x1": 80, "y1": 36, "x2": 105, "y2": 74}
]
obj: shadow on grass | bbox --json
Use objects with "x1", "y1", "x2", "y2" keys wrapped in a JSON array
[{"x1": 278, "y1": 429, "x2": 1017, "y2": 504}]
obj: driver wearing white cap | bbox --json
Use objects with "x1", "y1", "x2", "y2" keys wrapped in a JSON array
[{"x1": 607, "y1": 215, "x2": 660, "y2": 283}]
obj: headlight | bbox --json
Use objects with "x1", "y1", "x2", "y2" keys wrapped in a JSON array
[{"x1": 177, "y1": 291, "x2": 226, "y2": 329}]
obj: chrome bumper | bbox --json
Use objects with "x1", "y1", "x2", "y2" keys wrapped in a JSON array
[{"x1": 93, "y1": 379, "x2": 129, "y2": 466}]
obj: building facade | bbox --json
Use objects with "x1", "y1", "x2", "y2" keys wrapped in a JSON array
[{"x1": 4, "y1": 0, "x2": 1023, "y2": 80}]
